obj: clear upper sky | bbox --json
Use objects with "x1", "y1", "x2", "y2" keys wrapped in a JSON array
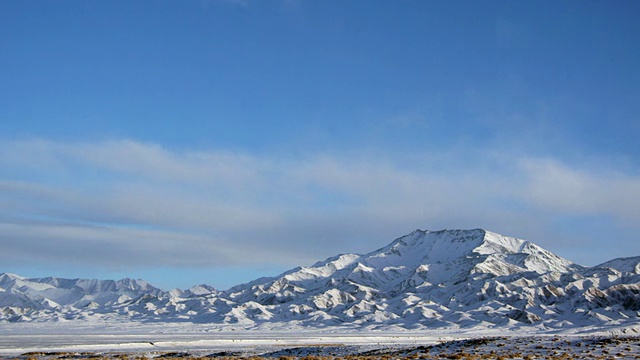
[{"x1": 1, "y1": 0, "x2": 639, "y2": 290}]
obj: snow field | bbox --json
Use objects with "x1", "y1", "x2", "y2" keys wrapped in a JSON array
[{"x1": 1, "y1": 333, "x2": 639, "y2": 359}]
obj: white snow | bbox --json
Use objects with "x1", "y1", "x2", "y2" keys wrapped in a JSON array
[{"x1": 1, "y1": 228, "x2": 640, "y2": 339}]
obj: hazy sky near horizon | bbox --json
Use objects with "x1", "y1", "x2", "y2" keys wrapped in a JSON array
[{"x1": 1, "y1": 0, "x2": 639, "y2": 290}]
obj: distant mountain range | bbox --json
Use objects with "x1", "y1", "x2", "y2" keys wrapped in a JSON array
[{"x1": 2, "y1": 229, "x2": 639, "y2": 331}]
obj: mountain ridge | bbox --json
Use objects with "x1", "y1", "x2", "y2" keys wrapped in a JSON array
[{"x1": 1, "y1": 228, "x2": 639, "y2": 332}]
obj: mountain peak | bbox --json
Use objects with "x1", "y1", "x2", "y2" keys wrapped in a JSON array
[
  {"x1": 364, "y1": 228, "x2": 576, "y2": 281},
  {"x1": 373, "y1": 228, "x2": 492, "y2": 264},
  {"x1": 0, "y1": 272, "x2": 25, "y2": 280},
  {"x1": 595, "y1": 256, "x2": 640, "y2": 274},
  {"x1": 397, "y1": 228, "x2": 548, "y2": 258}
]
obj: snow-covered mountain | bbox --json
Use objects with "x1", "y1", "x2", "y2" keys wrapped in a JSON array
[
  {"x1": 0, "y1": 273, "x2": 164, "y2": 309},
  {"x1": 2, "y1": 229, "x2": 639, "y2": 331}
]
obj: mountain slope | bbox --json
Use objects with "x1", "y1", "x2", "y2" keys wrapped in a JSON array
[
  {"x1": 1, "y1": 229, "x2": 639, "y2": 331},
  {"x1": 0, "y1": 272, "x2": 167, "y2": 321}
]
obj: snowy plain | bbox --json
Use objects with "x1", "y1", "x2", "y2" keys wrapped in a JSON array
[{"x1": 1, "y1": 320, "x2": 639, "y2": 358}]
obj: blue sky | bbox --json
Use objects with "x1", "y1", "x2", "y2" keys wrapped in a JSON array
[{"x1": 1, "y1": 0, "x2": 639, "y2": 290}]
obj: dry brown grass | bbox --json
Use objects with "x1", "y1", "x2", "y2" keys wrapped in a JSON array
[{"x1": 14, "y1": 335, "x2": 640, "y2": 359}]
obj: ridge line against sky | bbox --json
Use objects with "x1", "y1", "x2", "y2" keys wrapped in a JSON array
[{"x1": 1, "y1": 0, "x2": 639, "y2": 289}]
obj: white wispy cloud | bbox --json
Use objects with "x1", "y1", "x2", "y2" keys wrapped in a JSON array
[
  {"x1": 518, "y1": 158, "x2": 640, "y2": 224},
  {"x1": 1, "y1": 139, "x2": 639, "y2": 273}
]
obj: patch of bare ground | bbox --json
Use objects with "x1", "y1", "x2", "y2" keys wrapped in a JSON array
[{"x1": 12, "y1": 335, "x2": 640, "y2": 359}]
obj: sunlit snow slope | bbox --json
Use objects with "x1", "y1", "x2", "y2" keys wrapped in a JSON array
[{"x1": 2, "y1": 229, "x2": 639, "y2": 331}]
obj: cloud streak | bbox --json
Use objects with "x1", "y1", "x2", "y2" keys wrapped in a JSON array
[
  {"x1": 519, "y1": 158, "x2": 640, "y2": 223},
  {"x1": 1, "y1": 139, "x2": 639, "y2": 278}
]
